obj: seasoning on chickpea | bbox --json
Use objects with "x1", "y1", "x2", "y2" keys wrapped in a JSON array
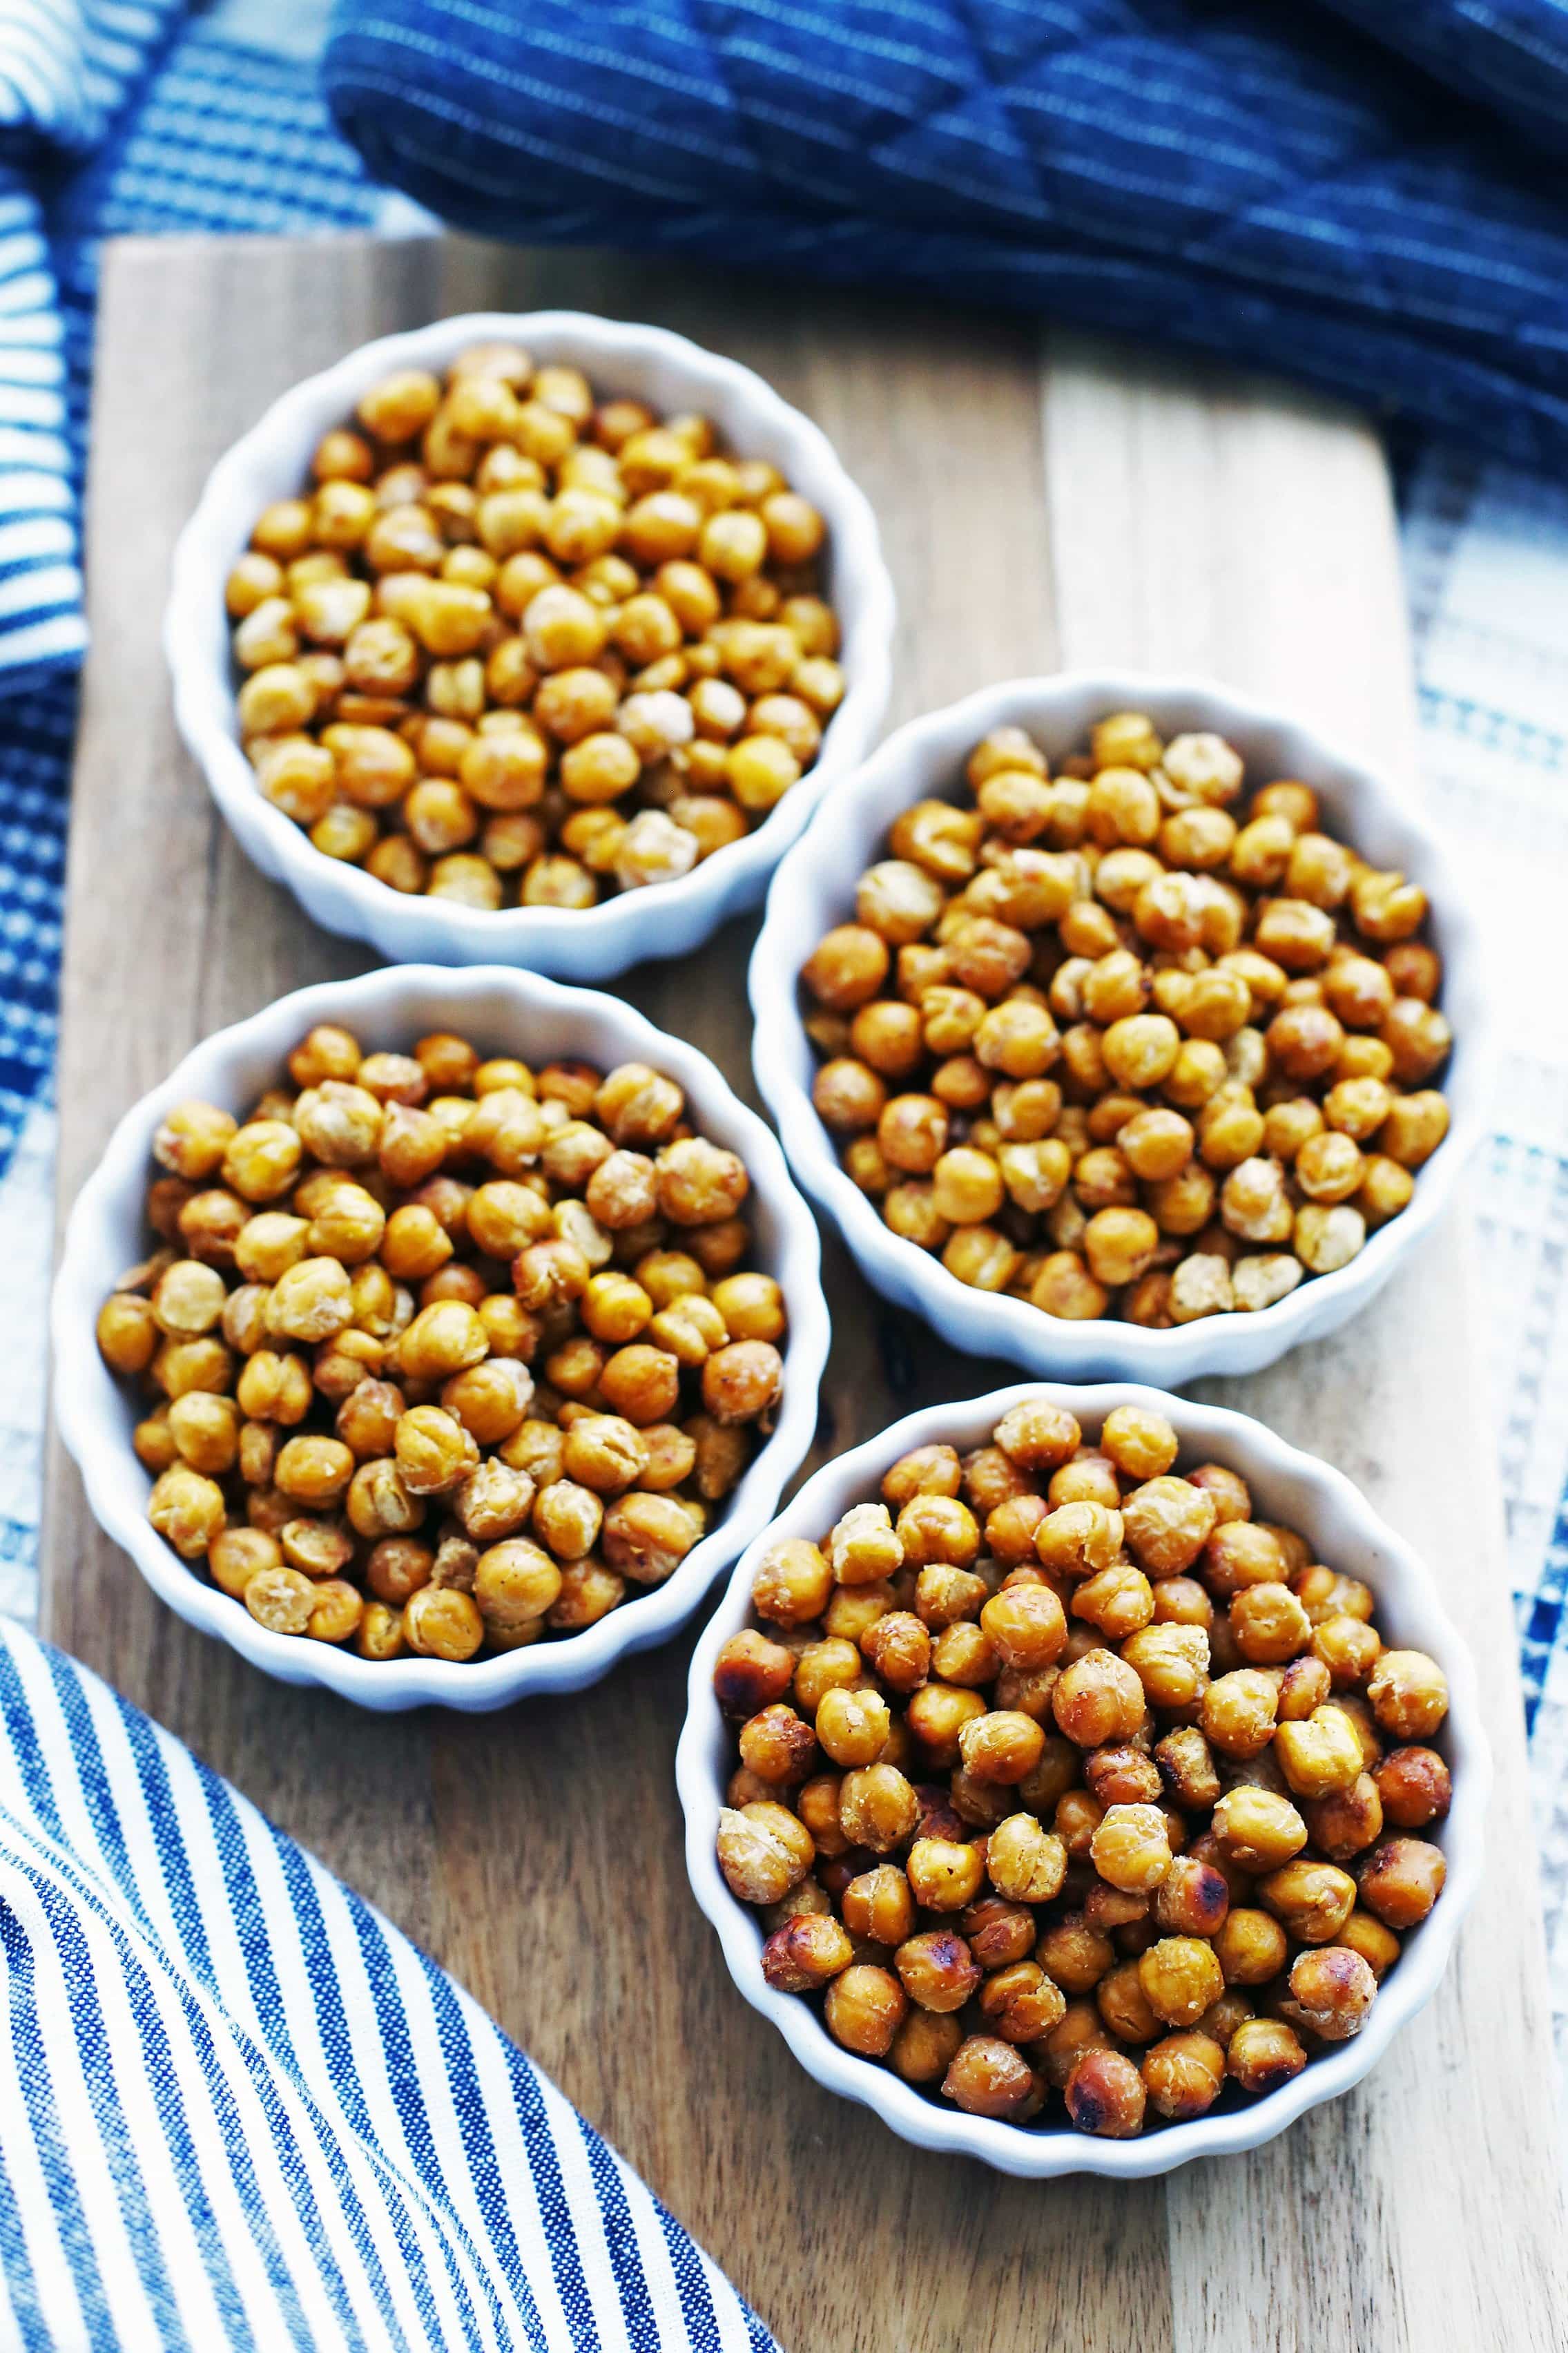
[
  {"x1": 800, "y1": 713, "x2": 1451, "y2": 1322},
  {"x1": 101, "y1": 1026, "x2": 786, "y2": 1658},
  {"x1": 229, "y1": 352, "x2": 843, "y2": 912},
  {"x1": 713, "y1": 1395, "x2": 1450, "y2": 2138}
]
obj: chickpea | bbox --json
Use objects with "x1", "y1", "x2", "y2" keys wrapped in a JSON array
[
  {"x1": 1227, "y1": 2017, "x2": 1306, "y2": 2095},
  {"x1": 1064, "y1": 2048, "x2": 1145, "y2": 2138},
  {"x1": 1211, "y1": 1786, "x2": 1307, "y2": 1873},
  {"x1": 1090, "y1": 1802, "x2": 1172, "y2": 1894},
  {"x1": 1053, "y1": 1649, "x2": 1145, "y2": 1747},
  {"x1": 1357, "y1": 1836, "x2": 1446, "y2": 1928},
  {"x1": 1374, "y1": 1746, "x2": 1451, "y2": 1829},
  {"x1": 824, "y1": 1965, "x2": 907, "y2": 2057},
  {"x1": 1366, "y1": 1649, "x2": 1449, "y2": 1739},
  {"x1": 1212, "y1": 1907, "x2": 1288, "y2": 1987},
  {"x1": 1280, "y1": 1947, "x2": 1376, "y2": 2047},
  {"x1": 717, "y1": 1803, "x2": 815, "y2": 1905},
  {"x1": 905, "y1": 1836, "x2": 984, "y2": 1912},
  {"x1": 987, "y1": 1813, "x2": 1067, "y2": 1905}
]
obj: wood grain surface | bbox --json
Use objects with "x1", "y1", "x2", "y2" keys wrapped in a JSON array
[{"x1": 43, "y1": 233, "x2": 1567, "y2": 2353}]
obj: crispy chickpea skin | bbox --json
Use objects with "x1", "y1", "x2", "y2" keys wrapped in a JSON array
[
  {"x1": 803, "y1": 713, "x2": 1449, "y2": 1318},
  {"x1": 713, "y1": 1396, "x2": 1455, "y2": 2136},
  {"x1": 106, "y1": 1024, "x2": 784, "y2": 1662}
]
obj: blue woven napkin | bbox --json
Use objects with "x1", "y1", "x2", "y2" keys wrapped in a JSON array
[
  {"x1": 322, "y1": 0, "x2": 1568, "y2": 477},
  {"x1": 0, "y1": 1615, "x2": 777, "y2": 2352}
]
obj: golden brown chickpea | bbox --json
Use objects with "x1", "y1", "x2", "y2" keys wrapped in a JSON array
[
  {"x1": 1357, "y1": 1836, "x2": 1445, "y2": 1928},
  {"x1": 956, "y1": 1709, "x2": 1045, "y2": 1787},
  {"x1": 860, "y1": 1611, "x2": 932, "y2": 1693},
  {"x1": 905, "y1": 1835, "x2": 984, "y2": 1912},
  {"x1": 888, "y1": 2008, "x2": 964, "y2": 2087},
  {"x1": 1212, "y1": 1907, "x2": 1288, "y2": 1987},
  {"x1": 1061, "y1": 2047, "x2": 1144, "y2": 2138},
  {"x1": 602, "y1": 1490, "x2": 701, "y2": 1584},
  {"x1": 759, "y1": 1911, "x2": 853, "y2": 1994},
  {"x1": 1366, "y1": 1649, "x2": 1449, "y2": 1740},
  {"x1": 1090, "y1": 1802, "x2": 1172, "y2": 1894},
  {"x1": 1374, "y1": 1746, "x2": 1451, "y2": 1829},
  {"x1": 896, "y1": 1928, "x2": 981, "y2": 2014},
  {"x1": 840, "y1": 1863, "x2": 916, "y2": 1949},
  {"x1": 824, "y1": 1964, "x2": 907, "y2": 2057},
  {"x1": 1154, "y1": 1855, "x2": 1230, "y2": 1940},
  {"x1": 1130, "y1": 1937, "x2": 1222, "y2": 2030},
  {"x1": 816, "y1": 1684, "x2": 893, "y2": 1769},
  {"x1": 1230, "y1": 1580, "x2": 1311, "y2": 1664},
  {"x1": 739, "y1": 1703, "x2": 817, "y2": 1787},
  {"x1": 1227, "y1": 2015, "x2": 1307, "y2": 2095},
  {"x1": 986, "y1": 1813, "x2": 1067, "y2": 1905},
  {"x1": 1211, "y1": 1786, "x2": 1307, "y2": 1873},
  {"x1": 1199, "y1": 1669, "x2": 1278, "y2": 1759},
  {"x1": 1121, "y1": 1477, "x2": 1217, "y2": 1575},
  {"x1": 717, "y1": 1802, "x2": 815, "y2": 1905},
  {"x1": 1053, "y1": 1649, "x2": 1146, "y2": 1748},
  {"x1": 1284, "y1": 1943, "x2": 1377, "y2": 2042},
  {"x1": 1301, "y1": 1772, "x2": 1384, "y2": 1862}
]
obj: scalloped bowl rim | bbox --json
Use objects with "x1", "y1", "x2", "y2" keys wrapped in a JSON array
[
  {"x1": 52, "y1": 964, "x2": 831, "y2": 1711},
  {"x1": 676, "y1": 1378, "x2": 1489, "y2": 2177},
  {"x1": 749, "y1": 673, "x2": 1489, "y2": 1382},
  {"x1": 165, "y1": 310, "x2": 896, "y2": 974}
]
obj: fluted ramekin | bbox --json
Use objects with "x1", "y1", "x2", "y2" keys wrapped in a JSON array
[
  {"x1": 52, "y1": 965, "x2": 829, "y2": 1711},
  {"x1": 166, "y1": 310, "x2": 895, "y2": 979},
  {"x1": 750, "y1": 674, "x2": 1487, "y2": 1382},
  {"x1": 677, "y1": 1379, "x2": 1487, "y2": 2177}
]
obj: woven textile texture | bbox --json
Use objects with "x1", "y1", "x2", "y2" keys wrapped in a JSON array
[
  {"x1": 325, "y1": 0, "x2": 1568, "y2": 474},
  {"x1": 0, "y1": 1611, "x2": 777, "y2": 2351}
]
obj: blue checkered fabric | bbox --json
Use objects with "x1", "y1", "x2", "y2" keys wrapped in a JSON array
[{"x1": 323, "y1": 0, "x2": 1568, "y2": 475}]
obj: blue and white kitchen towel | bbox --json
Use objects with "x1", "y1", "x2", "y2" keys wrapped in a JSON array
[{"x1": 0, "y1": 1612, "x2": 776, "y2": 2353}]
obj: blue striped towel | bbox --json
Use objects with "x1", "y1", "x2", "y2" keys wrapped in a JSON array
[
  {"x1": 0, "y1": 1613, "x2": 776, "y2": 2351},
  {"x1": 0, "y1": 0, "x2": 181, "y2": 690}
]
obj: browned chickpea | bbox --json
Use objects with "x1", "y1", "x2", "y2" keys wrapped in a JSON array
[
  {"x1": 1366, "y1": 1649, "x2": 1449, "y2": 1740},
  {"x1": 751, "y1": 1538, "x2": 831, "y2": 1626},
  {"x1": 1212, "y1": 1907, "x2": 1288, "y2": 1987},
  {"x1": 1132, "y1": 1936, "x2": 1221, "y2": 2030},
  {"x1": 1201, "y1": 1669, "x2": 1279, "y2": 1759},
  {"x1": 1063, "y1": 2047, "x2": 1145, "y2": 2138},
  {"x1": 1357, "y1": 1836, "x2": 1446, "y2": 1928},
  {"x1": 1121, "y1": 1477, "x2": 1217, "y2": 1575},
  {"x1": 895, "y1": 1928, "x2": 981, "y2": 2014},
  {"x1": 1154, "y1": 1855, "x2": 1230, "y2": 1939},
  {"x1": 1227, "y1": 2016, "x2": 1306, "y2": 2096},
  {"x1": 760, "y1": 1911, "x2": 853, "y2": 1993},
  {"x1": 1257, "y1": 1857, "x2": 1357, "y2": 1944},
  {"x1": 1053, "y1": 1649, "x2": 1146, "y2": 1748},
  {"x1": 1298, "y1": 1770, "x2": 1383, "y2": 1863},
  {"x1": 739, "y1": 1703, "x2": 817, "y2": 1787},
  {"x1": 1338, "y1": 1908, "x2": 1401, "y2": 1979},
  {"x1": 1211, "y1": 1786, "x2": 1307, "y2": 1873},
  {"x1": 851, "y1": 1613, "x2": 925, "y2": 1696},
  {"x1": 840, "y1": 1763, "x2": 919, "y2": 1853},
  {"x1": 716, "y1": 1802, "x2": 815, "y2": 1905},
  {"x1": 824, "y1": 1964, "x2": 907, "y2": 2057},
  {"x1": 1285, "y1": 1944, "x2": 1377, "y2": 2041},
  {"x1": 1374, "y1": 1746, "x2": 1451, "y2": 1829},
  {"x1": 815, "y1": 1685, "x2": 892, "y2": 1769},
  {"x1": 1139, "y1": 2029, "x2": 1226, "y2": 2120}
]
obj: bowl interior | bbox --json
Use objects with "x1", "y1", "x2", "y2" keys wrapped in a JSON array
[
  {"x1": 59, "y1": 967, "x2": 826, "y2": 1706},
  {"x1": 681, "y1": 1379, "x2": 1487, "y2": 2175},
  {"x1": 754, "y1": 675, "x2": 1487, "y2": 1363}
]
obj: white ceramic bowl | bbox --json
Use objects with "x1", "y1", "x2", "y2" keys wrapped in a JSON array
[
  {"x1": 750, "y1": 674, "x2": 1488, "y2": 1382},
  {"x1": 166, "y1": 310, "x2": 896, "y2": 980},
  {"x1": 52, "y1": 966, "x2": 830, "y2": 1712},
  {"x1": 677, "y1": 1379, "x2": 1488, "y2": 2178}
]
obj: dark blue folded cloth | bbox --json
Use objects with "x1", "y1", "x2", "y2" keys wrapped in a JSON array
[{"x1": 323, "y1": 0, "x2": 1568, "y2": 472}]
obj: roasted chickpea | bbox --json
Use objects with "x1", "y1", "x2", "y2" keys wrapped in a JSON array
[{"x1": 1357, "y1": 1836, "x2": 1446, "y2": 1928}]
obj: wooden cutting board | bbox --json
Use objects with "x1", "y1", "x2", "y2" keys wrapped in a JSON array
[{"x1": 43, "y1": 232, "x2": 1567, "y2": 2352}]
